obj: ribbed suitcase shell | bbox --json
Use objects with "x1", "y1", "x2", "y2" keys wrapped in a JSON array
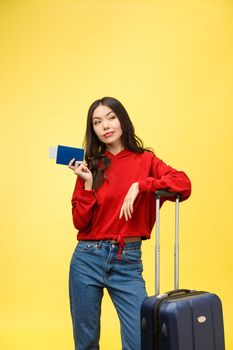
[{"x1": 141, "y1": 290, "x2": 225, "y2": 349}]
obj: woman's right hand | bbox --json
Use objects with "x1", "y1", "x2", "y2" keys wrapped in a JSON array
[{"x1": 68, "y1": 158, "x2": 93, "y2": 189}]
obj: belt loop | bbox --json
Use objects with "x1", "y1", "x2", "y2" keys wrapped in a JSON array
[{"x1": 98, "y1": 240, "x2": 103, "y2": 249}]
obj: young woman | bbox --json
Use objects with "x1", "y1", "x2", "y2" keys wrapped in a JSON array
[{"x1": 68, "y1": 96, "x2": 191, "y2": 350}]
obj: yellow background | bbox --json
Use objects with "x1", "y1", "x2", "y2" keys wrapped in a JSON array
[{"x1": 1, "y1": 0, "x2": 232, "y2": 349}]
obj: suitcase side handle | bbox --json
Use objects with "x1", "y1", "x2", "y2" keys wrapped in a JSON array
[
  {"x1": 155, "y1": 190, "x2": 180, "y2": 295},
  {"x1": 165, "y1": 289, "x2": 192, "y2": 296}
]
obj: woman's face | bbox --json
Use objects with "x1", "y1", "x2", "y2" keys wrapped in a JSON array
[{"x1": 92, "y1": 104, "x2": 123, "y2": 148}]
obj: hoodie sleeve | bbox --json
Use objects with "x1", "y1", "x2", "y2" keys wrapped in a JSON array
[
  {"x1": 138, "y1": 153, "x2": 191, "y2": 201},
  {"x1": 71, "y1": 176, "x2": 97, "y2": 231}
]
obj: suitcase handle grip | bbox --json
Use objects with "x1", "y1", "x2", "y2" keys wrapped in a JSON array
[{"x1": 155, "y1": 190, "x2": 180, "y2": 199}]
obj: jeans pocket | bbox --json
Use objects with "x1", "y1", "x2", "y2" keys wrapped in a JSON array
[
  {"x1": 76, "y1": 241, "x2": 98, "y2": 253},
  {"x1": 123, "y1": 248, "x2": 142, "y2": 264}
]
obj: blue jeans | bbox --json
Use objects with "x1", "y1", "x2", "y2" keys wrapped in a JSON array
[{"x1": 69, "y1": 240, "x2": 147, "y2": 350}]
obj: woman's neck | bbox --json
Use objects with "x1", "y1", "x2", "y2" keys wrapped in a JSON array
[{"x1": 106, "y1": 143, "x2": 124, "y2": 156}]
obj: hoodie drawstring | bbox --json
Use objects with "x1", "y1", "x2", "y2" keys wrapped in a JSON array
[{"x1": 113, "y1": 234, "x2": 125, "y2": 260}]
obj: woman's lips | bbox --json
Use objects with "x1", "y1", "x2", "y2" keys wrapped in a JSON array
[{"x1": 103, "y1": 132, "x2": 113, "y2": 138}]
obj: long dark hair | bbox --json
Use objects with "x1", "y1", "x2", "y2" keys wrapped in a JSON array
[{"x1": 83, "y1": 96, "x2": 153, "y2": 189}]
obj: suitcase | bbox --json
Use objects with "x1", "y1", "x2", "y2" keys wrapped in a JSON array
[{"x1": 140, "y1": 190, "x2": 225, "y2": 350}]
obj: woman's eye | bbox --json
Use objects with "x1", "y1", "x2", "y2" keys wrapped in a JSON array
[
  {"x1": 93, "y1": 120, "x2": 101, "y2": 126},
  {"x1": 109, "y1": 116, "x2": 116, "y2": 120}
]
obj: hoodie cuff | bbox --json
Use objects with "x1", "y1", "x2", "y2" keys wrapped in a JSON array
[
  {"x1": 138, "y1": 178, "x2": 167, "y2": 193},
  {"x1": 138, "y1": 180, "x2": 148, "y2": 193},
  {"x1": 78, "y1": 188, "x2": 96, "y2": 201}
]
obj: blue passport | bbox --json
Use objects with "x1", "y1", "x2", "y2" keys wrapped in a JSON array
[{"x1": 56, "y1": 145, "x2": 84, "y2": 165}]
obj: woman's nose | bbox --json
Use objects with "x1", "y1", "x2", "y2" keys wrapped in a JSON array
[{"x1": 103, "y1": 120, "x2": 110, "y2": 129}]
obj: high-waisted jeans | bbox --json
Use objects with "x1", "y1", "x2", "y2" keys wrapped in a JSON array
[{"x1": 69, "y1": 240, "x2": 147, "y2": 350}]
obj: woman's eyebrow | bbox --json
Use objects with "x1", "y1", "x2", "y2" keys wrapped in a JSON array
[
  {"x1": 93, "y1": 111, "x2": 114, "y2": 120},
  {"x1": 105, "y1": 110, "x2": 113, "y2": 116}
]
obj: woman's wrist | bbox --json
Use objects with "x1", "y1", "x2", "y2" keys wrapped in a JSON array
[{"x1": 84, "y1": 179, "x2": 93, "y2": 190}]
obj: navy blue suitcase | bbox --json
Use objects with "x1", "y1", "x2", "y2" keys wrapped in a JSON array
[{"x1": 141, "y1": 191, "x2": 225, "y2": 350}]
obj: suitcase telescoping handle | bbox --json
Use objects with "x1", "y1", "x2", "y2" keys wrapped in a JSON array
[{"x1": 155, "y1": 190, "x2": 180, "y2": 295}]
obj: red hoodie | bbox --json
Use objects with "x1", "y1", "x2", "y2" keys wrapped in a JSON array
[{"x1": 71, "y1": 149, "x2": 191, "y2": 255}]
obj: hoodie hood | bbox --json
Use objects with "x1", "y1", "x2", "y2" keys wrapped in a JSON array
[{"x1": 104, "y1": 149, "x2": 135, "y2": 160}]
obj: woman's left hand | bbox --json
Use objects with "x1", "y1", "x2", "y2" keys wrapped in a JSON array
[{"x1": 119, "y1": 182, "x2": 139, "y2": 221}]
